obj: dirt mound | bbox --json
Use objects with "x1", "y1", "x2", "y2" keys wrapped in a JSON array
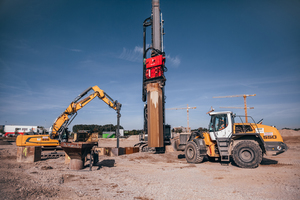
[
  {"x1": 279, "y1": 130, "x2": 300, "y2": 144},
  {"x1": 282, "y1": 136, "x2": 300, "y2": 144},
  {"x1": 125, "y1": 135, "x2": 139, "y2": 141},
  {"x1": 279, "y1": 129, "x2": 300, "y2": 136}
]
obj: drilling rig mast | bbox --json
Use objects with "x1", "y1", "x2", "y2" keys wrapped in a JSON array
[{"x1": 142, "y1": 0, "x2": 167, "y2": 150}]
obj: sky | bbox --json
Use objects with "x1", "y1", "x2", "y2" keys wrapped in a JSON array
[{"x1": 0, "y1": 0, "x2": 299, "y2": 131}]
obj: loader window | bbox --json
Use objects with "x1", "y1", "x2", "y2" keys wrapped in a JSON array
[
  {"x1": 209, "y1": 114, "x2": 228, "y2": 132},
  {"x1": 235, "y1": 125, "x2": 253, "y2": 133},
  {"x1": 209, "y1": 116, "x2": 215, "y2": 132}
]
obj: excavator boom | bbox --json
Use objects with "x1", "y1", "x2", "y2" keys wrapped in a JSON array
[{"x1": 16, "y1": 85, "x2": 121, "y2": 147}]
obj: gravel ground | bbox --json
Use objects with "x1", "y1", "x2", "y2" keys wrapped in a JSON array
[{"x1": 0, "y1": 130, "x2": 299, "y2": 200}]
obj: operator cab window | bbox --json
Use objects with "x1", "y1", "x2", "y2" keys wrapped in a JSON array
[
  {"x1": 209, "y1": 114, "x2": 228, "y2": 132},
  {"x1": 209, "y1": 116, "x2": 215, "y2": 132},
  {"x1": 235, "y1": 125, "x2": 253, "y2": 133}
]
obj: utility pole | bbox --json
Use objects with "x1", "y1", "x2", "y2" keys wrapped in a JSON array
[
  {"x1": 142, "y1": 0, "x2": 167, "y2": 149},
  {"x1": 213, "y1": 94, "x2": 256, "y2": 123},
  {"x1": 166, "y1": 104, "x2": 196, "y2": 133}
]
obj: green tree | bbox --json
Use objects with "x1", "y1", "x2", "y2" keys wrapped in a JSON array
[{"x1": 73, "y1": 124, "x2": 124, "y2": 135}]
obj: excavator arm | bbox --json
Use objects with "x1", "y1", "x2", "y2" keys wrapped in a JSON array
[
  {"x1": 51, "y1": 85, "x2": 121, "y2": 141},
  {"x1": 16, "y1": 85, "x2": 121, "y2": 146}
]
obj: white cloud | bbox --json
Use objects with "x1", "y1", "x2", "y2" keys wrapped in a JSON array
[
  {"x1": 119, "y1": 45, "x2": 152, "y2": 62},
  {"x1": 165, "y1": 55, "x2": 180, "y2": 68},
  {"x1": 134, "y1": 46, "x2": 143, "y2": 54},
  {"x1": 119, "y1": 47, "x2": 142, "y2": 62}
]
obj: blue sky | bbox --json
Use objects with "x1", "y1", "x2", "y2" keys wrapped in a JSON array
[{"x1": 0, "y1": 0, "x2": 299, "y2": 130}]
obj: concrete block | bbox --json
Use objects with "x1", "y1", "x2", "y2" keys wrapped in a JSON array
[
  {"x1": 111, "y1": 147, "x2": 139, "y2": 156},
  {"x1": 17, "y1": 146, "x2": 41, "y2": 163},
  {"x1": 124, "y1": 147, "x2": 139, "y2": 154},
  {"x1": 96, "y1": 147, "x2": 139, "y2": 157}
]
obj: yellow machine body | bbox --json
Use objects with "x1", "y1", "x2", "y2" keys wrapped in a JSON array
[
  {"x1": 74, "y1": 132, "x2": 98, "y2": 142},
  {"x1": 233, "y1": 123, "x2": 284, "y2": 142},
  {"x1": 16, "y1": 134, "x2": 59, "y2": 147}
]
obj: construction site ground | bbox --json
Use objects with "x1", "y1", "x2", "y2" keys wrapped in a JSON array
[{"x1": 0, "y1": 130, "x2": 299, "y2": 200}]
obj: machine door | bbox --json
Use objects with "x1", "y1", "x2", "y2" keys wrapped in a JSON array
[{"x1": 209, "y1": 114, "x2": 232, "y2": 140}]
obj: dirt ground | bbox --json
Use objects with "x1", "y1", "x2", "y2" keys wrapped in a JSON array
[{"x1": 0, "y1": 130, "x2": 299, "y2": 200}]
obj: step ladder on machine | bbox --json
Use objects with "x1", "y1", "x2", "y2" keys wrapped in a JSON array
[{"x1": 216, "y1": 138, "x2": 231, "y2": 162}]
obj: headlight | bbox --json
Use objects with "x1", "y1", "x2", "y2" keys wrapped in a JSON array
[{"x1": 277, "y1": 146, "x2": 282, "y2": 151}]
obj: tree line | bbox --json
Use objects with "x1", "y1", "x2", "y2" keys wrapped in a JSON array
[
  {"x1": 72, "y1": 124, "x2": 124, "y2": 135},
  {"x1": 172, "y1": 127, "x2": 209, "y2": 133},
  {"x1": 71, "y1": 124, "x2": 210, "y2": 136}
]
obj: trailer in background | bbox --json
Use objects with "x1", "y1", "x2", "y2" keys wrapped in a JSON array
[{"x1": 4, "y1": 125, "x2": 38, "y2": 137}]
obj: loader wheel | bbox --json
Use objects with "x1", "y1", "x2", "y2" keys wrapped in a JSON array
[
  {"x1": 184, "y1": 141, "x2": 204, "y2": 164},
  {"x1": 232, "y1": 140, "x2": 262, "y2": 168}
]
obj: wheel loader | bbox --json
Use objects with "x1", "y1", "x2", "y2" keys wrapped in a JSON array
[{"x1": 176, "y1": 111, "x2": 287, "y2": 168}]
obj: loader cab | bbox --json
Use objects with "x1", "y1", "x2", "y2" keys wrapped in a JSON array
[{"x1": 208, "y1": 111, "x2": 233, "y2": 140}]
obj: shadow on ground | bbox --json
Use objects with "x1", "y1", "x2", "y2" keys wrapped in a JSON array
[
  {"x1": 96, "y1": 159, "x2": 115, "y2": 170},
  {"x1": 260, "y1": 157, "x2": 278, "y2": 165}
]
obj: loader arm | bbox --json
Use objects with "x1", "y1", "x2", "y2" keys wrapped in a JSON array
[{"x1": 51, "y1": 85, "x2": 121, "y2": 141}]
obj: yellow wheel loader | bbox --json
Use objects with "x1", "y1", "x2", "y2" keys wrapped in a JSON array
[{"x1": 180, "y1": 111, "x2": 287, "y2": 168}]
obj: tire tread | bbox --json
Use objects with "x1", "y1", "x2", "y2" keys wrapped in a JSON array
[
  {"x1": 185, "y1": 141, "x2": 204, "y2": 164},
  {"x1": 232, "y1": 140, "x2": 262, "y2": 168}
]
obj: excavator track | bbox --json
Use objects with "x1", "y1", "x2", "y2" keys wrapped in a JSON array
[{"x1": 41, "y1": 146, "x2": 65, "y2": 159}]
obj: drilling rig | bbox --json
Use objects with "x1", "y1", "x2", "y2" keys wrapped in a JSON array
[{"x1": 142, "y1": 0, "x2": 168, "y2": 152}]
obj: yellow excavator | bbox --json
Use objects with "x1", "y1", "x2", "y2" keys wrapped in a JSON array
[{"x1": 16, "y1": 85, "x2": 121, "y2": 147}]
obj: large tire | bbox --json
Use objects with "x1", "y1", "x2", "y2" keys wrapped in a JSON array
[
  {"x1": 232, "y1": 140, "x2": 262, "y2": 168},
  {"x1": 184, "y1": 141, "x2": 204, "y2": 163}
]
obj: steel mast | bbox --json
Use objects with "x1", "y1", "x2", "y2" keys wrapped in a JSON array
[{"x1": 142, "y1": 0, "x2": 167, "y2": 150}]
